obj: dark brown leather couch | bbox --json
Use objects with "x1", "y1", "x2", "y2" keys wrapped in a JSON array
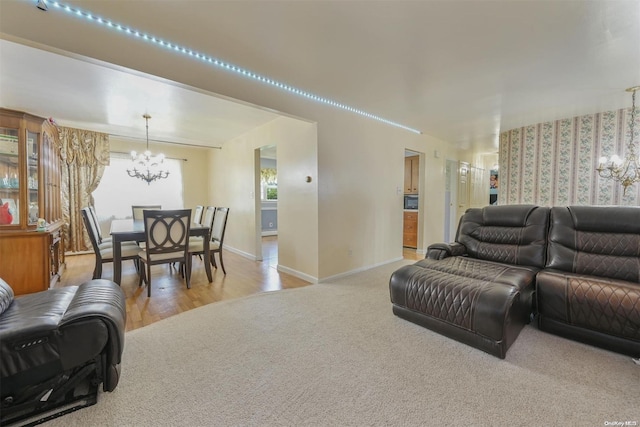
[
  {"x1": 390, "y1": 204, "x2": 640, "y2": 359},
  {"x1": 536, "y1": 206, "x2": 640, "y2": 357},
  {"x1": 0, "y1": 277, "x2": 126, "y2": 425},
  {"x1": 390, "y1": 205, "x2": 550, "y2": 358}
]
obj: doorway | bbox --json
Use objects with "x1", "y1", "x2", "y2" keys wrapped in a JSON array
[
  {"x1": 403, "y1": 149, "x2": 422, "y2": 259},
  {"x1": 256, "y1": 145, "x2": 278, "y2": 267}
]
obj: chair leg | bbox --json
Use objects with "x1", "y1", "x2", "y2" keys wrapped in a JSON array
[
  {"x1": 147, "y1": 264, "x2": 152, "y2": 297},
  {"x1": 185, "y1": 257, "x2": 191, "y2": 289},
  {"x1": 210, "y1": 251, "x2": 217, "y2": 269},
  {"x1": 93, "y1": 261, "x2": 101, "y2": 280},
  {"x1": 218, "y1": 250, "x2": 226, "y2": 275},
  {"x1": 179, "y1": 260, "x2": 185, "y2": 279},
  {"x1": 138, "y1": 263, "x2": 144, "y2": 287}
]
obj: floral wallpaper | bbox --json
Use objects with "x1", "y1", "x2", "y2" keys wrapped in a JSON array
[{"x1": 499, "y1": 108, "x2": 639, "y2": 206}]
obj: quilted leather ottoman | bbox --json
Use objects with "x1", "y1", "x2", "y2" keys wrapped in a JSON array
[{"x1": 390, "y1": 205, "x2": 549, "y2": 358}]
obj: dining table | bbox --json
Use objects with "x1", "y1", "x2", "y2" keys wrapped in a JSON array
[{"x1": 109, "y1": 218, "x2": 213, "y2": 285}]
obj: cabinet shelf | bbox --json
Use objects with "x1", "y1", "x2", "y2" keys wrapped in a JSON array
[{"x1": 0, "y1": 108, "x2": 64, "y2": 295}]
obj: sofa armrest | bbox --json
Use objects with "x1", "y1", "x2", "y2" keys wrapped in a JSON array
[
  {"x1": 426, "y1": 242, "x2": 467, "y2": 260},
  {"x1": 60, "y1": 279, "x2": 126, "y2": 391},
  {"x1": 61, "y1": 279, "x2": 126, "y2": 361}
]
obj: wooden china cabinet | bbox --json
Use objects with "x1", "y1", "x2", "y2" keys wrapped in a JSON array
[{"x1": 0, "y1": 108, "x2": 65, "y2": 295}]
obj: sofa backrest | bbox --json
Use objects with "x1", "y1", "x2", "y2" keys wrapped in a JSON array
[
  {"x1": 546, "y1": 206, "x2": 640, "y2": 282},
  {"x1": 457, "y1": 205, "x2": 550, "y2": 267}
]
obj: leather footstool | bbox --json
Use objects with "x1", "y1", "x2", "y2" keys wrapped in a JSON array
[{"x1": 390, "y1": 256, "x2": 538, "y2": 358}]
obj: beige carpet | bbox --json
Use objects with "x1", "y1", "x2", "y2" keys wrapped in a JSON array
[{"x1": 46, "y1": 260, "x2": 638, "y2": 426}]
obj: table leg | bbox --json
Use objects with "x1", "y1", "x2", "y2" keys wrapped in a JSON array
[{"x1": 113, "y1": 237, "x2": 122, "y2": 285}]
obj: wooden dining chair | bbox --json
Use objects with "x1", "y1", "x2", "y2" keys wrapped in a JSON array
[
  {"x1": 184, "y1": 206, "x2": 216, "y2": 274},
  {"x1": 209, "y1": 207, "x2": 229, "y2": 274},
  {"x1": 81, "y1": 208, "x2": 140, "y2": 279},
  {"x1": 131, "y1": 205, "x2": 162, "y2": 220},
  {"x1": 137, "y1": 209, "x2": 192, "y2": 297},
  {"x1": 88, "y1": 206, "x2": 112, "y2": 245}
]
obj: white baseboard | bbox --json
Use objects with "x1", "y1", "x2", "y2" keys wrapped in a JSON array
[
  {"x1": 318, "y1": 257, "x2": 404, "y2": 283},
  {"x1": 223, "y1": 245, "x2": 258, "y2": 261},
  {"x1": 221, "y1": 248, "x2": 404, "y2": 285},
  {"x1": 276, "y1": 264, "x2": 318, "y2": 284}
]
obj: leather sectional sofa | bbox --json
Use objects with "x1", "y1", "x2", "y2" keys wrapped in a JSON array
[
  {"x1": 0, "y1": 277, "x2": 126, "y2": 425},
  {"x1": 390, "y1": 204, "x2": 640, "y2": 359}
]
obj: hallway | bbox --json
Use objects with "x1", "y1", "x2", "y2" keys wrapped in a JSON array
[{"x1": 262, "y1": 235, "x2": 278, "y2": 268}]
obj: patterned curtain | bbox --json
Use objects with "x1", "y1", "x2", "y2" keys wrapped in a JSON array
[{"x1": 58, "y1": 127, "x2": 110, "y2": 252}]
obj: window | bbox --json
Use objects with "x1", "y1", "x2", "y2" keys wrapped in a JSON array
[
  {"x1": 260, "y1": 167, "x2": 277, "y2": 201},
  {"x1": 93, "y1": 153, "x2": 184, "y2": 222}
]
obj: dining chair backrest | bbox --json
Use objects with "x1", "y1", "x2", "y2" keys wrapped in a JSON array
[
  {"x1": 142, "y1": 209, "x2": 191, "y2": 256},
  {"x1": 208, "y1": 207, "x2": 229, "y2": 274},
  {"x1": 132, "y1": 205, "x2": 162, "y2": 220},
  {"x1": 193, "y1": 205, "x2": 204, "y2": 225},
  {"x1": 211, "y1": 207, "x2": 229, "y2": 245},
  {"x1": 82, "y1": 207, "x2": 140, "y2": 279},
  {"x1": 201, "y1": 206, "x2": 215, "y2": 231},
  {"x1": 88, "y1": 205, "x2": 105, "y2": 243},
  {"x1": 80, "y1": 207, "x2": 101, "y2": 252}
]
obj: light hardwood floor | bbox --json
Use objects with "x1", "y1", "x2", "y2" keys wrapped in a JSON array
[
  {"x1": 403, "y1": 247, "x2": 423, "y2": 261},
  {"x1": 59, "y1": 237, "x2": 310, "y2": 331},
  {"x1": 59, "y1": 237, "x2": 423, "y2": 332}
]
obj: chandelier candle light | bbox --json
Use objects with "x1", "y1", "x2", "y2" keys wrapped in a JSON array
[
  {"x1": 597, "y1": 86, "x2": 640, "y2": 195},
  {"x1": 127, "y1": 114, "x2": 170, "y2": 184}
]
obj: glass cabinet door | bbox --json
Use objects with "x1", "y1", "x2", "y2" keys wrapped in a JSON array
[
  {"x1": 0, "y1": 126, "x2": 19, "y2": 225},
  {"x1": 27, "y1": 130, "x2": 39, "y2": 225}
]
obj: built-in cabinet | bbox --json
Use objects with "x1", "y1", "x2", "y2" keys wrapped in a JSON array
[
  {"x1": 403, "y1": 211, "x2": 418, "y2": 248},
  {"x1": 404, "y1": 155, "x2": 419, "y2": 194},
  {"x1": 0, "y1": 108, "x2": 64, "y2": 295}
]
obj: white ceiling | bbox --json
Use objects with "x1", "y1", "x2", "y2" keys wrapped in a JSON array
[
  {"x1": 1, "y1": 0, "x2": 640, "y2": 152},
  {"x1": 0, "y1": 39, "x2": 282, "y2": 147}
]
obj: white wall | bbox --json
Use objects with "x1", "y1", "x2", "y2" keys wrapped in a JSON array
[
  {"x1": 209, "y1": 116, "x2": 319, "y2": 281},
  {"x1": 2, "y1": 5, "x2": 470, "y2": 281}
]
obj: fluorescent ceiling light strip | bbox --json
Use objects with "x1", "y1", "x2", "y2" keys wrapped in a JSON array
[{"x1": 41, "y1": 0, "x2": 422, "y2": 135}]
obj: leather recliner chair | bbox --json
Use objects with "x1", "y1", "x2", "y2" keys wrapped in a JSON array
[
  {"x1": 390, "y1": 205, "x2": 550, "y2": 358},
  {"x1": 0, "y1": 277, "x2": 126, "y2": 426}
]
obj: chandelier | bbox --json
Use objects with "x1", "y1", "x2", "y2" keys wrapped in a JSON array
[
  {"x1": 127, "y1": 114, "x2": 170, "y2": 184},
  {"x1": 597, "y1": 86, "x2": 640, "y2": 195}
]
